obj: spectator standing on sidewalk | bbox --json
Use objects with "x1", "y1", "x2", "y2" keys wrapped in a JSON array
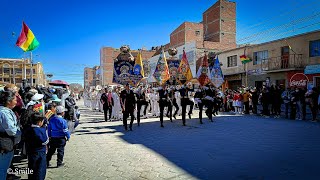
[
  {"x1": 306, "y1": 87, "x2": 319, "y2": 122},
  {"x1": 25, "y1": 112, "x2": 49, "y2": 180},
  {"x1": 47, "y1": 106, "x2": 70, "y2": 167},
  {"x1": 0, "y1": 91, "x2": 21, "y2": 180},
  {"x1": 272, "y1": 85, "x2": 282, "y2": 118},
  {"x1": 251, "y1": 88, "x2": 259, "y2": 114},
  {"x1": 281, "y1": 87, "x2": 292, "y2": 119},
  {"x1": 242, "y1": 88, "x2": 251, "y2": 114}
]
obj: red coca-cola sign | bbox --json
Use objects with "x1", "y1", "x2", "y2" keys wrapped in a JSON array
[{"x1": 289, "y1": 73, "x2": 309, "y2": 88}]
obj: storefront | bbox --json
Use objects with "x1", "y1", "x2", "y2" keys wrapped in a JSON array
[
  {"x1": 304, "y1": 64, "x2": 320, "y2": 89},
  {"x1": 224, "y1": 73, "x2": 244, "y2": 90}
]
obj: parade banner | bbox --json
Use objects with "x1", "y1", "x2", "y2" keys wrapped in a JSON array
[
  {"x1": 113, "y1": 59, "x2": 143, "y2": 86},
  {"x1": 153, "y1": 49, "x2": 170, "y2": 85},
  {"x1": 210, "y1": 56, "x2": 224, "y2": 88},
  {"x1": 178, "y1": 50, "x2": 193, "y2": 82},
  {"x1": 197, "y1": 53, "x2": 211, "y2": 86},
  {"x1": 167, "y1": 59, "x2": 182, "y2": 85}
]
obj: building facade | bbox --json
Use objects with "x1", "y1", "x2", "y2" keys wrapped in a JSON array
[
  {"x1": 84, "y1": 67, "x2": 94, "y2": 89},
  {"x1": 218, "y1": 30, "x2": 320, "y2": 90},
  {"x1": 0, "y1": 58, "x2": 46, "y2": 87}
]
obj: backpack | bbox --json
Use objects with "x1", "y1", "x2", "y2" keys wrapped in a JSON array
[
  {"x1": 65, "y1": 97, "x2": 76, "y2": 121},
  {"x1": 20, "y1": 105, "x2": 35, "y2": 128}
]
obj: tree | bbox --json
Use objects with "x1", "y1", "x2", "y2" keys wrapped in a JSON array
[{"x1": 69, "y1": 83, "x2": 83, "y2": 93}]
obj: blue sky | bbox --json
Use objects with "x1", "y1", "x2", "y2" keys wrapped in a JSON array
[{"x1": 1, "y1": 0, "x2": 320, "y2": 85}]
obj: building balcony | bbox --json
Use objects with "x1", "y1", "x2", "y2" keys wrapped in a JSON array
[{"x1": 260, "y1": 54, "x2": 304, "y2": 72}]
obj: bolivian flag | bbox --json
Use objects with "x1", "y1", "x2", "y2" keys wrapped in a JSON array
[
  {"x1": 240, "y1": 55, "x2": 251, "y2": 64},
  {"x1": 16, "y1": 22, "x2": 40, "y2": 52}
]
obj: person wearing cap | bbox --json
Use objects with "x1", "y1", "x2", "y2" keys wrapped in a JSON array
[
  {"x1": 47, "y1": 106, "x2": 70, "y2": 167},
  {"x1": 120, "y1": 83, "x2": 136, "y2": 131}
]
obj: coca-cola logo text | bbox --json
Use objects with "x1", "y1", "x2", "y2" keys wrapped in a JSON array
[
  {"x1": 290, "y1": 80, "x2": 307, "y2": 87},
  {"x1": 289, "y1": 73, "x2": 309, "y2": 88}
]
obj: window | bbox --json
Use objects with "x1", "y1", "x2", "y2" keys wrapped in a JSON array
[
  {"x1": 3, "y1": 64, "x2": 10, "y2": 74},
  {"x1": 3, "y1": 78, "x2": 10, "y2": 82},
  {"x1": 227, "y1": 55, "x2": 237, "y2": 67},
  {"x1": 195, "y1": 30, "x2": 201, "y2": 36},
  {"x1": 253, "y1": 50, "x2": 268, "y2": 65},
  {"x1": 310, "y1": 39, "x2": 320, "y2": 57}
]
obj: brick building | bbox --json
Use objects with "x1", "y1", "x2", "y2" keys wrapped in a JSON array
[
  {"x1": 96, "y1": 0, "x2": 237, "y2": 85},
  {"x1": 84, "y1": 67, "x2": 94, "y2": 89},
  {"x1": 148, "y1": 0, "x2": 236, "y2": 83}
]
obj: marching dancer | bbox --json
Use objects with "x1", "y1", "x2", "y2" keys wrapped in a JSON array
[
  {"x1": 158, "y1": 84, "x2": 171, "y2": 127},
  {"x1": 194, "y1": 86, "x2": 206, "y2": 124},
  {"x1": 135, "y1": 86, "x2": 149, "y2": 126},
  {"x1": 120, "y1": 83, "x2": 136, "y2": 131},
  {"x1": 178, "y1": 84, "x2": 194, "y2": 126}
]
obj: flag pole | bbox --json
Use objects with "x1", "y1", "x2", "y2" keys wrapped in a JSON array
[
  {"x1": 30, "y1": 51, "x2": 33, "y2": 86},
  {"x1": 246, "y1": 63, "x2": 248, "y2": 87}
]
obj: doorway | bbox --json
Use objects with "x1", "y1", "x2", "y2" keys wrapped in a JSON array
[{"x1": 281, "y1": 46, "x2": 290, "y2": 69}]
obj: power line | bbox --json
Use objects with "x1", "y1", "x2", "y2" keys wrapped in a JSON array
[{"x1": 237, "y1": 11, "x2": 320, "y2": 43}]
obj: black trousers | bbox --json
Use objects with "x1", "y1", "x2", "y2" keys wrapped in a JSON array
[
  {"x1": 103, "y1": 105, "x2": 112, "y2": 121},
  {"x1": 47, "y1": 138, "x2": 66, "y2": 165},
  {"x1": 28, "y1": 151, "x2": 46, "y2": 180},
  {"x1": 244, "y1": 101, "x2": 250, "y2": 114},
  {"x1": 137, "y1": 100, "x2": 149, "y2": 125},
  {"x1": 198, "y1": 103, "x2": 204, "y2": 123},
  {"x1": 204, "y1": 100, "x2": 213, "y2": 121},
  {"x1": 262, "y1": 103, "x2": 270, "y2": 116},
  {"x1": 172, "y1": 99, "x2": 179, "y2": 116},
  {"x1": 159, "y1": 100, "x2": 172, "y2": 126},
  {"x1": 123, "y1": 110, "x2": 134, "y2": 130},
  {"x1": 181, "y1": 98, "x2": 194, "y2": 125},
  {"x1": 252, "y1": 102, "x2": 258, "y2": 114}
]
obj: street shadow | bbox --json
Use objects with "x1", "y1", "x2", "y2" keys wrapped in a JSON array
[{"x1": 104, "y1": 114, "x2": 320, "y2": 180}]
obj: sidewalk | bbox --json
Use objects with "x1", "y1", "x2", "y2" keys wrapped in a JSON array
[{"x1": 13, "y1": 100, "x2": 320, "y2": 179}]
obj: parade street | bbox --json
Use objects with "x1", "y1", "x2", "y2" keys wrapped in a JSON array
[{"x1": 14, "y1": 100, "x2": 320, "y2": 180}]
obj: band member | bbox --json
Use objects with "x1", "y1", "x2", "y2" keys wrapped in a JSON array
[
  {"x1": 120, "y1": 83, "x2": 136, "y2": 131},
  {"x1": 158, "y1": 84, "x2": 171, "y2": 127},
  {"x1": 194, "y1": 86, "x2": 206, "y2": 124},
  {"x1": 178, "y1": 84, "x2": 194, "y2": 126},
  {"x1": 150, "y1": 89, "x2": 159, "y2": 117},
  {"x1": 100, "y1": 88, "x2": 113, "y2": 121},
  {"x1": 204, "y1": 84, "x2": 216, "y2": 122},
  {"x1": 165, "y1": 86, "x2": 173, "y2": 122},
  {"x1": 111, "y1": 86, "x2": 122, "y2": 120},
  {"x1": 135, "y1": 87, "x2": 149, "y2": 126}
]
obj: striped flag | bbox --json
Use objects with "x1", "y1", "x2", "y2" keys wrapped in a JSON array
[
  {"x1": 16, "y1": 22, "x2": 39, "y2": 52},
  {"x1": 240, "y1": 55, "x2": 252, "y2": 64}
]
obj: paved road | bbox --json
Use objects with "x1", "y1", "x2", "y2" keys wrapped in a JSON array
[{"x1": 14, "y1": 100, "x2": 320, "y2": 180}]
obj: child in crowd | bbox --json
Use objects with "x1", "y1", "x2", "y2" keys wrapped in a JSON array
[
  {"x1": 74, "y1": 106, "x2": 80, "y2": 129},
  {"x1": 25, "y1": 112, "x2": 49, "y2": 180}
]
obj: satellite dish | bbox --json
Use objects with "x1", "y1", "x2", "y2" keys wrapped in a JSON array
[{"x1": 46, "y1": 74, "x2": 53, "y2": 78}]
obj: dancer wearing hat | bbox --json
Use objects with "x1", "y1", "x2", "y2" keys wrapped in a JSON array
[{"x1": 157, "y1": 84, "x2": 172, "y2": 127}]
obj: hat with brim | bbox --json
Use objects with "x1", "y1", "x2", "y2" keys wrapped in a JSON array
[
  {"x1": 51, "y1": 94, "x2": 61, "y2": 102},
  {"x1": 56, "y1": 106, "x2": 67, "y2": 114},
  {"x1": 31, "y1": 93, "x2": 44, "y2": 101}
]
